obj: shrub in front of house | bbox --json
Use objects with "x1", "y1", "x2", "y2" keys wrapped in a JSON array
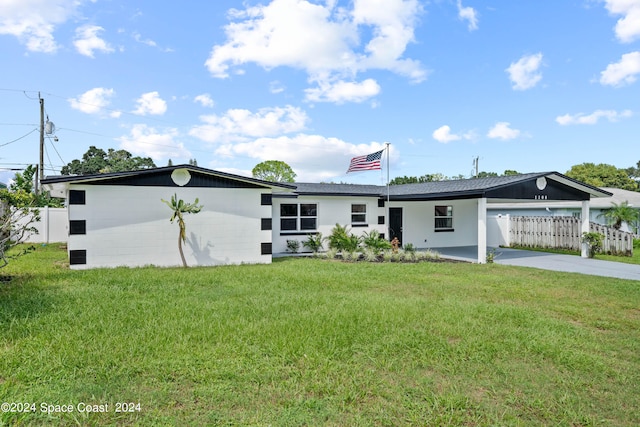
[
  {"x1": 303, "y1": 233, "x2": 325, "y2": 253},
  {"x1": 286, "y1": 239, "x2": 300, "y2": 253}
]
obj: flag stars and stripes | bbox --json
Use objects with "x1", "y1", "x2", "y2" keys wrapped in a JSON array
[{"x1": 347, "y1": 149, "x2": 383, "y2": 173}]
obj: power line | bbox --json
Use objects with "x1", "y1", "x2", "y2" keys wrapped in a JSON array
[
  {"x1": 46, "y1": 137, "x2": 66, "y2": 165},
  {"x1": 0, "y1": 128, "x2": 38, "y2": 147}
]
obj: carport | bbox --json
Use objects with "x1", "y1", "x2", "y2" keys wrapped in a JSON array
[{"x1": 388, "y1": 172, "x2": 611, "y2": 263}]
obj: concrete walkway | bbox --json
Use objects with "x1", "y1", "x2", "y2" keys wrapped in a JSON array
[{"x1": 433, "y1": 246, "x2": 640, "y2": 281}]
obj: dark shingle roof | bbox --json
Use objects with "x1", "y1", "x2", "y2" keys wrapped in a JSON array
[
  {"x1": 292, "y1": 182, "x2": 385, "y2": 196},
  {"x1": 387, "y1": 173, "x2": 548, "y2": 198},
  {"x1": 278, "y1": 172, "x2": 611, "y2": 201}
]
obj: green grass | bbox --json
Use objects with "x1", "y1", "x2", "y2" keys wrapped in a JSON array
[{"x1": 1, "y1": 245, "x2": 639, "y2": 426}]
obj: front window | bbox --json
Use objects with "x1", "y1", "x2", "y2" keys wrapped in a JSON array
[
  {"x1": 300, "y1": 204, "x2": 317, "y2": 230},
  {"x1": 435, "y1": 205, "x2": 453, "y2": 229},
  {"x1": 280, "y1": 204, "x2": 298, "y2": 231},
  {"x1": 280, "y1": 203, "x2": 317, "y2": 231},
  {"x1": 351, "y1": 204, "x2": 366, "y2": 224}
]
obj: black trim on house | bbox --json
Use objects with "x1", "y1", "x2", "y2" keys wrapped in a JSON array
[
  {"x1": 261, "y1": 193, "x2": 272, "y2": 205},
  {"x1": 41, "y1": 165, "x2": 296, "y2": 190},
  {"x1": 261, "y1": 243, "x2": 272, "y2": 255},
  {"x1": 261, "y1": 218, "x2": 272, "y2": 230},
  {"x1": 69, "y1": 250, "x2": 87, "y2": 265},
  {"x1": 69, "y1": 220, "x2": 86, "y2": 235},
  {"x1": 88, "y1": 171, "x2": 268, "y2": 189},
  {"x1": 279, "y1": 232, "x2": 320, "y2": 236},
  {"x1": 484, "y1": 178, "x2": 589, "y2": 201},
  {"x1": 69, "y1": 190, "x2": 86, "y2": 205}
]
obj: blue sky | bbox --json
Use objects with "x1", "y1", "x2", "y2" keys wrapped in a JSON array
[{"x1": 1, "y1": 0, "x2": 639, "y2": 186}]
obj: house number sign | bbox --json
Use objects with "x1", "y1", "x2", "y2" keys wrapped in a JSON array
[{"x1": 534, "y1": 177, "x2": 548, "y2": 200}]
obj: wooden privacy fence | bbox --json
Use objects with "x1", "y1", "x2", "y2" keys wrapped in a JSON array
[{"x1": 509, "y1": 216, "x2": 634, "y2": 255}]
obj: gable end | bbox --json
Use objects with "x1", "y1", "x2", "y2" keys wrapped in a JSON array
[{"x1": 89, "y1": 170, "x2": 266, "y2": 189}]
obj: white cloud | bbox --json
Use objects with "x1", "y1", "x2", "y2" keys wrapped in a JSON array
[
  {"x1": 506, "y1": 53, "x2": 544, "y2": 90},
  {"x1": 555, "y1": 109, "x2": 633, "y2": 125},
  {"x1": 73, "y1": 25, "x2": 114, "y2": 58},
  {"x1": 205, "y1": 0, "x2": 425, "y2": 103},
  {"x1": 487, "y1": 122, "x2": 521, "y2": 140},
  {"x1": 190, "y1": 105, "x2": 309, "y2": 143},
  {"x1": 69, "y1": 87, "x2": 120, "y2": 117},
  {"x1": 194, "y1": 93, "x2": 215, "y2": 108},
  {"x1": 432, "y1": 125, "x2": 461, "y2": 143},
  {"x1": 133, "y1": 32, "x2": 157, "y2": 47},
  {"x1": 214, "y1": 134, "x2": 389, "y2": 182},
  {"x1": 269, "y1": 81, "x2": 286, "y2": 94},
  {"x1": 118, "y1": 124, "x2": 191, "y2": 162},
  {"x1": 305, "y1": 78, "x2": 381, "y2": 103},
  {"x1": 432, "y1": 125, "x2": 475, "y2": 143},
  {"x1": 133, "y1": 92, "x2": 168, "y2": 116},
  {"x1": 351, "y1": 0, "x2": 425, "y2": 80},
  {"x1": 457, "y1": 0, "x2": 478, "y2": 31},
  {"x1": 0, "y1": 0, "x2": 82, "y2": 53},
  {"x1": 600, "y1": 51, "x2": 640, "y2": 86},
  {"x1": 604, "y1": 0, "x2": 640, "y2": 43}
]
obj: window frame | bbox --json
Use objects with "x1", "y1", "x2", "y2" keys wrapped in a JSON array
[
  {"x1": 434, "y1": 205, "x2": 454, "y2": 231},
  {"x1": 280, "y1": 202, "x2": 318, "y2": 233},
  {"x1": 351, "y1": 203, "x2": 367, "y2": 226}
]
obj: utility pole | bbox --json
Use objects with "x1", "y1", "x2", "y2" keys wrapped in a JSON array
[
  {"x1": 37, "y1": 93, "x2": 45, "y2": 194},
  {"x1": 472, "y1": 156, "x2": 479, "y2": 178}
]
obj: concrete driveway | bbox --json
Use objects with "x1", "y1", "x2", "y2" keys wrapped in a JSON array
[{"x1": 432, "y1": 246, "x2": 640, "y2": 281}]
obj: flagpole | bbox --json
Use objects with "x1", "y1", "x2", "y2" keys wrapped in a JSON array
[{"x1": 386, "y1": 142, "x2": 390, "y2": 241}]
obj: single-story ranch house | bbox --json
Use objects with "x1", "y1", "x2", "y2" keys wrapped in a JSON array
[{"x1": 42, "y1": 165, "x2": 611, "y2": 269}]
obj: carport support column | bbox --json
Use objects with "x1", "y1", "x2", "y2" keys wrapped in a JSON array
[
  {"x1": 477, "y1": 197, "x2": 487, "y2": 264},
  {"x1": 581, "y1": 200, "x2": 590, "y2": 258}
]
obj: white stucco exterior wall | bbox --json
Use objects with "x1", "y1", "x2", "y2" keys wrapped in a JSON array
[
  {"x1": 68, "y1": 185, "x2": 272, "y2": 269},
  {"x1": 272, "y1": 195, "x2": 386, "y2": 253},
  {"x1": 390, "y1": 199, "x2": 479, "y2": 248}
]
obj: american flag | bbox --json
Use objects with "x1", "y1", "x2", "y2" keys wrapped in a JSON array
[{"x1": 347, "y1": 150, "x2": 383, "y2": 173}]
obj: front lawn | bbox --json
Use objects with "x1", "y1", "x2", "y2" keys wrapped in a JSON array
[{"x1": 1, "y1": 245, "x2": 639, "y2": 426}]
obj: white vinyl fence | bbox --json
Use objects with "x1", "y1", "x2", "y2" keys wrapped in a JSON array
[
  {"x1": 507, "y1": 216, "x2": 633, "y2": 255},
  {"x1": 16, "y1": 207, "x2": 68, "y2": 244}
]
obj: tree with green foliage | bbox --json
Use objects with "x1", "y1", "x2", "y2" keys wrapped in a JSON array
[
  {"x1": 161, "y1": 194, "x2": 203, "y2": 267},
  {"x1": 597, "y1": 201, "x2": 639, "y2": 232},
  {"x1": 566, "y1": 163, "x2": 638, "y2": 191},
  {"x1": 61, "y1": 146, "x2": 156, "y2": 175},
  {"x1": 252, "y1": 160, "x2": 296, "y2": 182},
  {"x1": 476, "y1": 171, "x2": 499, "y2": 178},
  {"x1": 625, "y1": 160, "x2": 640, "y2": 188},
  {"x1": 390, "y1": 173, "x2": 448, "y2": 185},
  {"x1": 503, "y1": 170, "x2": 520, "y2": 176},
  {"x1": 0, "y1": 183, "x2": 40, "y2": 268},
  {"x1": 11, "y1": 165, "x2": 63, "y2": 207}
]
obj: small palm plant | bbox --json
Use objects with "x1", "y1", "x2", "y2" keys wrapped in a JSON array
[
  {"x1": 597, "y1": 201, "x2": 639, "y2": 231},
  {"x1": 161, "y1": 193, "x2": 203, "y2": 267}
]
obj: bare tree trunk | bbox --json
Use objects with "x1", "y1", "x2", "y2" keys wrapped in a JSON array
[{"x1": 178, "y1": 228, "x2": 187, "y2": 267}]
